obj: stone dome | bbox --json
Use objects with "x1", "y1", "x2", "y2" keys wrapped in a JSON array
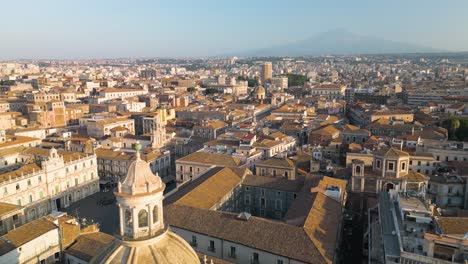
[
  {"x1": 118, "y1": 152, "x2": 165, "y2": 196},
  {"x1": 255, "y1": 85, "x2": 265, "y2": 95},
  {"x1": 91, "y1": 229, "x2": 199, "y2": 264}
]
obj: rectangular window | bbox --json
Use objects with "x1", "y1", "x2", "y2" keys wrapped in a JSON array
[
  {"x1": 401, "y1": 162, "x2": 406, "y2": 170},
  {"x1": 191, "y1": 235, "x2": 197, "y2": 247},
  {"x1": 253, "y1": 252, "x2": 259, "y2": 263},
  {"x1": 230, "y1": 246, "x2": 236, "y2": 259},
  {"x1": 208, "y1": 240, "x2": 215, "y2": 252},
  {"x1": 376, "y1": 160, "x2": 381, "y2": 168},
  {"x1": 275, "y1": 199, "x2": 282, "y2": 210},
  {"x1": 245, "y1": 195, "x2": 251, "y2": 205},
  {"x1": 261, "y1": 198, "x2": 266, "y2": 207},
  {"x1": 388, "y1": 162, "x2": 394, "y2": 171},
  {"x1": 418, "y1": 161, "x2": 421, "y2": 166}
]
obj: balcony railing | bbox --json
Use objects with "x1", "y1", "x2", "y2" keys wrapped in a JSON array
[{"x1": 207, "y1": 246, "x2": 215, "y2": 252}]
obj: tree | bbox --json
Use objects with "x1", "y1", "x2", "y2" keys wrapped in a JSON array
[
  {"x1": 247, "y1": 78, "x2": 259, "y2": 87},
  {"x1": 455, "y1": 119, "x2": 468, "y2": 141},
  {"x1": 204, "y1": 88, "x2": 220, "y2": 95},
  {"x1": 237, "y1": 76, "x2": 258, "y2": 87},
  {"x1": 286, "y1": 74, "x2": 307, "y2": 87},
  {"x1": 441, "y1": 118, "x2": 467, "y2": 141},
  {"x1": 187, "y1": 87, "x2": 197, "y2": 93}
]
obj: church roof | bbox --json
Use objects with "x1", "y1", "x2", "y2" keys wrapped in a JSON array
[
  {"x1": 173, "y1": 167, "x2": 245, "y2": 209},
  {"x1": 90, "y1": 229, "x2": 199, "y2": 264},
  {"x1": 0, "y1": 203, "x2": 23, "y2": 217},
  {"x1": 65, "y1": 232, "x2": 116, "y2": 262},
  {"x1": 375, "y1": 148, "x2": 410, "y2": 158},
  {"x1": 165, "y1": 204, "x2": 333, "y2": 264},
  {"x1": 242, "y1": 174, "x2": 304, "y2": 192},
  {"x1": 437, "y1": 217, "x2": 468, "y2": 237},
  {"x1": 177, "y1": 151, "x2": 242, "y2": 167},
  {"x1": 400, "y1": 171, "x2": 427, "y2": 183},
  {"x1": 256, "y1": 157, "x2": 295, "y2": 168}
]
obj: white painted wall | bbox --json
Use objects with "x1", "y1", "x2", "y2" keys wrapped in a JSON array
[{"x1": 0, "y1": 228, "x2": 60, "y2": 264}]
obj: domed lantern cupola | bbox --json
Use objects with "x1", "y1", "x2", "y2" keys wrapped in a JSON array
[{"x1": 115, "y1": 142, "x2": 165, "y2": 240}]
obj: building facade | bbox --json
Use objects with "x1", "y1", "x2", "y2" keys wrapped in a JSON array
[{"x1": 0, "y1": 148, "x2": 99, "y2": 226}]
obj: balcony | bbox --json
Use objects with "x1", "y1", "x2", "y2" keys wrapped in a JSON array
[{"x1": 207, "y1": 246, "x2": 215, "y2": 253}]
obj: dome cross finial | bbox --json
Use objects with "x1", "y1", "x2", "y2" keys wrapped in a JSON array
[{"x1": 135, "y1": 141, "x2": 142, "y2": 160}]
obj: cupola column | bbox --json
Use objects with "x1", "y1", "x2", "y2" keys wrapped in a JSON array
[
  {"x1": 132, "y1": 207, "x2": 138, "y2": 239},
  {"x1": 119, "y1": 205, "x2": 124, "y2": 237},
  {"x1": 148, "y1": 203, "x2": 153, "y2": 236}
]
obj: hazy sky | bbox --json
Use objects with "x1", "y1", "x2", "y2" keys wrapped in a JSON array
[{"x1": 1, "y1": 0, "x2": 467, "y2": 59}]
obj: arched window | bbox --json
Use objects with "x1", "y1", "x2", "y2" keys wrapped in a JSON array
[
  {"x1": 153, "y1": 205, "x2": 158, "y2": 224},
  {"x1": 356, "y1": 166, "x2": 361, "y2": 174},
  {"x1": 125, "y1": 210, "x2": 132, "y2": 227},
  {"x1": 138, "y1": 210, "x2": 148, "y2": 227}
]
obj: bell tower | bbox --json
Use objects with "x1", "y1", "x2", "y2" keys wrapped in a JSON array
[
  {"x1": 352, "y1": 159, "x2": 365, "y2": 177},
  {"x1": 151, "y1": 114, "x2": 166, "y2": 149},
  {"x1": 115, "y1": 142, "x2": 166, "y2": 240}
]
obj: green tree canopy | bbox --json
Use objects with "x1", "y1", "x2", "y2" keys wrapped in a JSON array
[
  {"x1": 187, "y1": 87, "x2": 197, "y2": 92},
  {"x1": 286, "y1": 74, "x2": 307, "y2": 87},
  {"x1": 204, "y1": 88, "x2": 220, "y2": 95},
  {"x1": 441, "y1": 117, "x2": 468, "y2": 141}
]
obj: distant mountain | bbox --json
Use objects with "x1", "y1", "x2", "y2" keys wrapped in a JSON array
[{"x1": 237, "y1": 28, "x2": 445, "y2": 56}]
